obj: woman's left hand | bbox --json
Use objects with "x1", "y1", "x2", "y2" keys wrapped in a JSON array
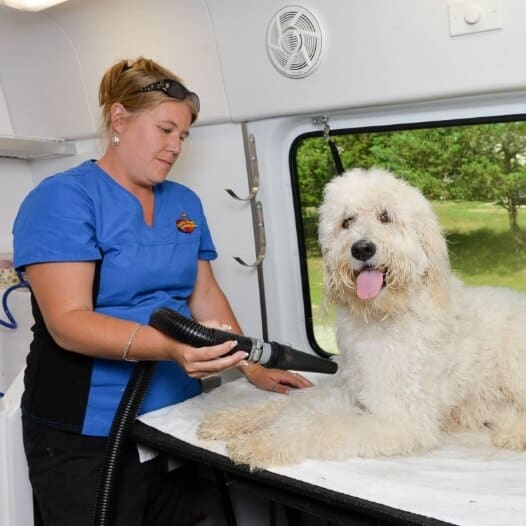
[{"x1": 242, "y1": 364, "x2": 314, "y2": 394}]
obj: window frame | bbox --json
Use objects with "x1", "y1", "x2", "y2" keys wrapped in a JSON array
[{"x1": 289, "y1": 112, "x2": 526, "y2": 356}]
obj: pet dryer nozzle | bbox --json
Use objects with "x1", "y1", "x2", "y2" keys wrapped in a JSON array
[
  {"x1": 262, "y1": 341, "x2": 338, "y2": 374},
  {"x1": 149, "y1": 307, "x2": 338, "y2": 375}
]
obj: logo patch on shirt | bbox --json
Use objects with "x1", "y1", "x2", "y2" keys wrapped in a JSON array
[{"x1": 176, "y1": 213, "x2": 197, "y2": 234}]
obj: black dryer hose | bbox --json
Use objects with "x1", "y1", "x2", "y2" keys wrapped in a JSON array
[{"x1": 92, "y1": 360, "x2": 157, "y2": 526}]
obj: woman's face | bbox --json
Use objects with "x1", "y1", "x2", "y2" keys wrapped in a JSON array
[{"x1": 118, "y1": 100, "x2": 193, "y2": 188}]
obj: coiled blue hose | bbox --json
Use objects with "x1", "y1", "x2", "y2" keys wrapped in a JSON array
[{"x1": 0, "y1": 272, "x2": 29, "y2": 329}]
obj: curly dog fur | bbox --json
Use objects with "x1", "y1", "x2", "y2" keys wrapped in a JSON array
[{"x1": 198, "y1": 168, "x2": 526, "y2": 469}]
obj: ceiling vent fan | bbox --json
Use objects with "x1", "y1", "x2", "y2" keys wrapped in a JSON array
[{"x1": 266, "y1": 5, "x2": 323, "y2": 78}]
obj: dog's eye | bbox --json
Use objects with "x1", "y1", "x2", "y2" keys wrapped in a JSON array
[
  {"x1": 342, "y1": 217, "x2": 355, "y2": 229},
  {"x1": 379, "y1": 211, "x2": 390, "y2": 223}
]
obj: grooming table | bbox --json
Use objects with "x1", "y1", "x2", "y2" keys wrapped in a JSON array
[{"x1": 132, "y1": 376, "x2": 526, "y2": 526}]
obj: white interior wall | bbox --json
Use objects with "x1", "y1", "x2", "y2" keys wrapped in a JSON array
[
  {"x1": 206, "y1": 0, "x2": 526, "y2": 121},
  {"x1": 0, "y1": 5, "x2": 92, "y2": 138},
  {"x1": 22, "y1": 0, "x2": 231, "y2": 135},
  {"x1": 3, "y1": 0, "x2": 526, "y2": 140},
  {"x1": 0, "y1": 0, "x2": 231, "y2": 140},
  {"x1": 0, "y1": 160, "x2": 34, "y2": 254},
  {"x1": 0, "y1": 85, "x2": 13, "y2": 136}
]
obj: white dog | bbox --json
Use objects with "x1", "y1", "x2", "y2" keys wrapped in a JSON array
[{"x1": 198, "y1": 168, "x2": 526, "y2": 469}]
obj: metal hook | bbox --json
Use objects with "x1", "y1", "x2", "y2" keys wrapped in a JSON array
[
  {"x1": 225, "y1": 186, "x2": 258, "y2": 201},
  {"x1": 233, "y1": 201, "x2": 266, "y2": 267}
]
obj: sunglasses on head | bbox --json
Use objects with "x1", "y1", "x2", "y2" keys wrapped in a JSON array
[{"x1": 137, "y1": 79, "x2": 200, "y2": 113}]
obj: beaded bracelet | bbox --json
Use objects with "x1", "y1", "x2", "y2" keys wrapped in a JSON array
[{"x1": 122, "y1": 325, "x2": 141, "y2": 362}]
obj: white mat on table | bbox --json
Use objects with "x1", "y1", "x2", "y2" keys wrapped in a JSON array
[{"x1": 138, "y1": 376, "x2": 526, "y2": 526}]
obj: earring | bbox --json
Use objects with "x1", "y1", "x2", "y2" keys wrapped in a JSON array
[{"x1": 111, "y1": 134, "x2": 121, "y2": 146}]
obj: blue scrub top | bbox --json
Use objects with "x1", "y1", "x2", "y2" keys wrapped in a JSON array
[{"x1": 13, "y1": 160, "x2": 218, "y2": 436}]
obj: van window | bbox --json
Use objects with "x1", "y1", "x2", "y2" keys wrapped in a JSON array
[{"x1": 291, "y1": 117, "x2": 526, "y2": 355}]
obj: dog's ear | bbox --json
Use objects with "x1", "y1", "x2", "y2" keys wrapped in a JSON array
[{"x1": 418, "y1": 213, "x2": 451, "y2": 308}]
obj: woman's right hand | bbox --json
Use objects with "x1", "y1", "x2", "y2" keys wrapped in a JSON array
[{"x1": 163, "y1": 332, "x2": 248, "y2": 378}]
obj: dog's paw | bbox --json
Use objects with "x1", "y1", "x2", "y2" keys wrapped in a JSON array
[
  {"x1": 488, "y1": 408, "x2": 526, "y2": 451},
  {"x1": 226, "y1": 431, "x2": 304, "y2": 470},
  {"x1": 197, "y1": 408, "x2": 251, "y2": 440},
  {"x1": 198, "y1": 402, "x2": 285, "y2": 441},
  {"x1": 491, "y1": 429, "x2": 526, "y2": 451}
]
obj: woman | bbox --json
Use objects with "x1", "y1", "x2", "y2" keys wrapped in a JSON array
[{"x1": 13, "y1": 57, "x2": 311, "y2": 526}]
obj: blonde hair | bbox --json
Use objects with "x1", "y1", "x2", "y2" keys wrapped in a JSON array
[{"x1": 98, "y1": 57, "x2": 199, "y2": 140}]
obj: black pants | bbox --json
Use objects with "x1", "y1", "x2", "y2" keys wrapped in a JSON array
[{"x1": 23, "y1": 416, "x2": 195, "y2": 526}]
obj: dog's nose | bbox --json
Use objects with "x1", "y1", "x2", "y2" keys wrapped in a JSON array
[{"x1": 351, "y1": 239, "x2": 376, "y2": 261}]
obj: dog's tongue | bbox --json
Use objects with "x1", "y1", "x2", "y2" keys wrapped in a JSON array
[{"x1": 356, "y1": 269, "x2": 383, "y2": 300}]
